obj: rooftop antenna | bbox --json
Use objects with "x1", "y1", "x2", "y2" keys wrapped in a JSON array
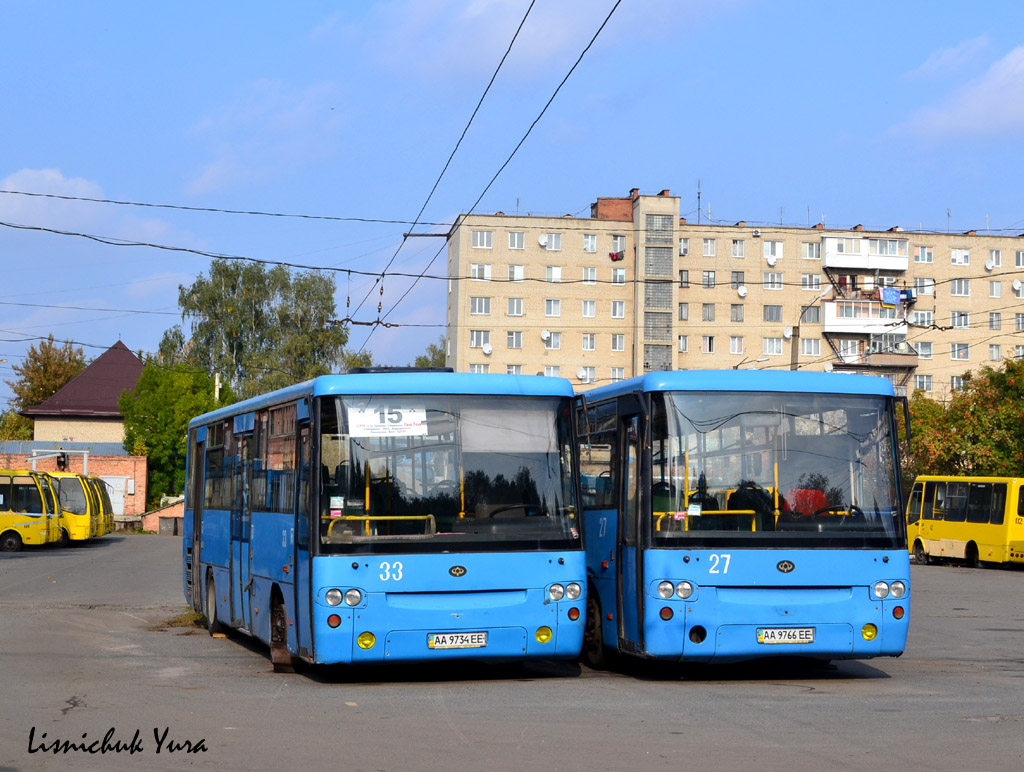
[
  {"x1": 697, "y1": 179, "x2": 702, "y2": 225},
  {"x1": 947, "y1": 208, "x2": 951, "y2": 233},
  {"x1": 807, "y1": 206, "x2": 810, "y2": 227}
]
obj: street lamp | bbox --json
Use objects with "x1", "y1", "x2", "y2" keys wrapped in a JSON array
[{"x1": 733, "y1": 356, "x2": 769, "y2": 370}]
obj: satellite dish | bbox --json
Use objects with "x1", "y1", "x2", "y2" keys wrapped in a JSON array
[
  {"x1": 540, "y1": 329, "x2": 551, "y2": 340},
  {"x1": 737, "y1": 285, "x2": 748, "y2": 298},
  {"x1": 783, "y1": 327, "x2": 793, "y2": 340},
  {"x1": 824, "y1": 363, "x2": 834, "y2": 372},
  {"x1": 985, "y1": 259, "x2": 994, "y2": 272},
  {"x1": 576, "y1": 367, "x2": 588, "y2": 380},
  {"x1": 1014, "y1": 279, "x2": 1023, "y2": 291},
  {"x1": 482, "y1": 343, "x2": 492, "y2": 355},
  {"x1": 538, "y1": 234, "x2": 548, "y2": 247},
  {"x1": 766, "y1": 256, "x2": 777, "y2": 267}
]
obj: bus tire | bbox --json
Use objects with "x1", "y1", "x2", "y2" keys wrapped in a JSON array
[
  {"x1": 913, "y1": 541, "x2": 929, "y2": 565},
  {"x1": 205, "y1": 575, "x2": 226, "y2": 636},
  {"x1": 270, "y1": 592, "x2": 295, "y2": 673},
  {"x1": 964, "y1": 543, "x2": 980, "y2": 569},
  {"x1": 1, "y1": 530, "x2": 22, "y2": 552},
  {"x1": 57, "y1": 528, "x2": 70, "y2": 548},
  {"x1": 582, "y1": 590, "x2": 611, "y2": 670}
]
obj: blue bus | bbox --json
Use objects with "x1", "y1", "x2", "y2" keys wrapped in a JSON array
[
  {"x1": 576, "y1": 370, "x2": 909, "y2": 666},
  {"x1": 183, "y1": 370, "x2": 585, "y2": 669}
]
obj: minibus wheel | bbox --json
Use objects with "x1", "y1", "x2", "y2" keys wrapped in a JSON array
[
  {"x1": 0, "y1": 531, "x2": 22, "y2": 552},
  {"x1": 58, "y1": 529, "x2": 70, "y2": 548},
  {"x1": 270, "y1": 591, "x2": 295, "y2": 673},
  {"x1": 913, "y1": 541, "x2": 929, "y2": 565},
  {"x1": 206, "y1": 575, "x2": 226, "y2": 636},
  {"x1": 582, "y1": 590, "x2": 610, "y2": 670}
]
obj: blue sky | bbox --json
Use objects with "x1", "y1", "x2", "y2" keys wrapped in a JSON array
[{"x1": 3, "y1": 0, "x2": 1024, "y2": 404}]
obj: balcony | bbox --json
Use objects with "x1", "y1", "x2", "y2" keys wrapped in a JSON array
[
  {"x1": 822, "y1": 300, "x2": 903, "y2": 335},
  {"x1": 823, "y1": 243, "x2": 908, "y2": 272}
]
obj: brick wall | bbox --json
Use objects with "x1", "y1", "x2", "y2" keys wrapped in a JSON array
[{"x1": 0, "y1": 453, "x2": 148, "y2": 517}]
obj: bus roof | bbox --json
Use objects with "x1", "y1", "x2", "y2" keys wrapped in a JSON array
[
  {"x1": 188, "y1": 373, "x2": 575, "y2": 429},
  {"x1": 582, "y1": 369, "x2": 896, "y2": 401}
]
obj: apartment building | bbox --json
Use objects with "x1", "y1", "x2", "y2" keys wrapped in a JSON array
[{"x1": 445, "y1": 188, "x2": 1024, "y2": 397}]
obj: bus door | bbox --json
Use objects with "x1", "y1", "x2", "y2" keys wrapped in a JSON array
[
  {"x1": 617, "y1": 399, "x2": 644, "y2": 653},
  {"x1": 231, "y1": 416, "x2": 255, "y2": 630},
  {"x1": 187, "y1": 429, "x2": 205, "y2": 610},
  {"x1": 293, "y1": 408, "x2": 313, "y2": 658}
]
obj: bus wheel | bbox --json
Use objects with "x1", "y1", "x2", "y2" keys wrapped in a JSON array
[
  {"x1": 58, "y1": 529, "x2": 70, "y2": 548},
  {"x1": 270, "y1": 594, "x2": 294, "y2": 673},
  {"x1": 1, "y1": 531, "x2": 22, "y2": 552},
  {"x1": 913, "y1": 541, "x2": 929, "y2": 565},
  {"x1": 964, "y1": 543, "x2": 980, "y2": 569},
  {"x1": 205, "y1": 575, "x2": 226, "y2": 636},
  {"x1": 582, "y1": 591, "x2": 609, "y2": 670}
]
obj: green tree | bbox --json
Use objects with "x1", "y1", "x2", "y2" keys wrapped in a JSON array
[
  {"x1": 4, "y1": 334, "x2": 86, "y2": 411},
  {"x1": 0, "y1": 410, "x2": 32, "y2": 440},
  {"x1": 412, "y1": 336, "x2": 447, "y2": 368},
  {"x1": 162, "y1": 259, "x2": 362, "y2": 399},
  {"x1": 119, "y1": 361, "x2": 231, "y2": 508}
]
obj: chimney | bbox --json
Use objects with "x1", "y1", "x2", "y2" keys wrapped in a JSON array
[
  {"x1": 852, "y1": 224, "x2": 863, "y2": 231},
  {"x1": 963, "y1": 229, "x2": 977, "y2": 236},
  {"x1": 630, "y1": 188, "x2": 639, "y2": 201},
  {"x1": 659, "y1": 189, "x2": 671, "y2": 197},
  {"x1": 735, "y1": 221, "x2": 746, "y2": 228},
  {"x1": 888, "y1": 226, "x2": 902, "y2": 232},
  {"x1": 679, "y1": 217, "x2": 687, "y2": 225},
  {"x1": 812, "y1": 223, "x2": 824, "y2": 230}
]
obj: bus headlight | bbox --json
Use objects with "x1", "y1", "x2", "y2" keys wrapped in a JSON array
[
  {"x1": 325, "y1": 588, "x2": 344, "y2": 606},
  {"x1": 890, "y1": 581, "x2": 906, "y2": 598},
  {"x1": 676, "y1": 581, "x2": 694, "y2": 599},
  {"x1": 657, "y1": 581, "x2": 674, "y2": 599},
  {"x1": 344, "y1": 589, "x2": 363, "y2": 606},
  {"x1": 549, "y1": 584, "x2": 565, "y2": 601},
  {"x1": 565, "y1": 583, "x2": 582, "y2": 600},
  {"x1": 873, "y1": 581, "x2": 890, "y2": 599}
]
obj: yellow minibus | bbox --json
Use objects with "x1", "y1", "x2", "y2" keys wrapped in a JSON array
[{"x1": 0, "y1": 470, "x2": 63, "y2": 551}]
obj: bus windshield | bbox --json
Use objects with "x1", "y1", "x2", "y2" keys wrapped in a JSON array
[
  {"x1": 318, "y1": 394, "x2": 580, "y2": 553},
  {"x1": 650, "y1": 390, "x2": 903, "y2": 549}
]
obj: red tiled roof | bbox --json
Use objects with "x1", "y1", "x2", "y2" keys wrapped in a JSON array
[{"x1": 21, "y1": 341, "x2": 144, "y2": 418}]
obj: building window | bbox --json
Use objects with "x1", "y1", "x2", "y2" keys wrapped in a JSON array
[
  {"x1": 582, "y1": 300, "x2": 596, "y2": 318},
  {"x1": 1017, "y1": 346, "x2": 1024, "y2": 359},
  {"x1": 469, "y1": 364, "x2": 489, "y2": 374},
  {"x1": 645, "y1": 214, "x2": 674, "y2": 244},
  {"x1": 802, "y1": 338, "x2": 820, "y2": 356},
  {"x1": 951, "y1": 311, "x2": 969, "y2": 329},
  {"x1": 990, "y1": 281, "x2": 1001, "y2": 298},
  {"x1": 507, "y1": 297, "x2": 523, "y2": 317},
  {"x1": 678, "y1": 335, "x2": 688, "y2": 353},
  {"x1": 763, "y1": 337, "x2": 783, "y2": 355},
  {"x1": 679, "y1": 269, "x2": 689, "y2": 288},
  {"x1": 763, "y1": 305, "x2": 783, "y2": 322},
  {"x1": 801, "y1": 273, "x2": 822, "y2": 291},
  {"x1": 472, "y1": 230, "x2": 493, "y2": 249},
  {"x1": 951, "y1": 376, "x2": 965, "y2": 391},
  {"x1": 702, "y1": 238, "x2": 716, "y2": 257},
  {"x1": 730, "y1": 271, "x2": 744, "y2": 289},
  {"x1": 470, "y1": 263, "x2": 491, "y2": 281},
  {"x1": 730, "y1": 336, "x2": 744, "y2": 354},
  {"x1": 990, "y1": 344, "x2": 1002, "y2": 361},
  {"x1": 582, "y1": 266, "x2": 597, "y2": 284},
  {"x1": 913, "y1": 310, "x2": 933, "y2": 326},
  {"x1": 1015, "y1": 282, "x2": 1024, "y2": 300},
  {"x1": 508, "y1": 231, "x2": 524, "y2": 250},
  {"x1": 950, "y1": 278, "x2": 970, "y2": 296},
  {"x1": 1017, "y1": 250, "x2": 1024, "y2": 268},
  {"x1": 914, "y1": 374, "x2": 932, "y2": 391},
  {"x1": 470, "y1": 297, "x2": 491, "y2": 315},
  {"x1": 951, "y1": 248, "x2": 970, "y2": 266},
  {"x1": 990, "y1": 249, "x2": 1002, "y2": 267},
  {"x1": 835, "y1": 238, "x2": 861, "y2": 254},
  {"x1": 730, "y1": 304, "x2": 744, "y2": 322},
  {"x1": 914, "y1": 277, "x2": 934, "y2": 295},
  {"x1": 732, "y1": 239, "x2": 745, "y2": 258},
  {"x1": 702, "y1": 303, "x2": 715, "y2": 322},
  {"x1": 701, "y1": 335, "x2": 714, "y2": 353},
  {"x1": 507, "y1": 330, "x2": 522, "y2": 349},
  {"x1": 543, "y1": 233, "x2": 562, "y2": 251},
  {"x1": 508, "y1": 264, "x2": 524, "y2": 282},
  {"x1": 583, "y1": 234, "x2": 597, "y2": 253},
  {"x1": 917, "y1": 341, "x2": 933, "y2": 359},
  {"x1": 611, "y1": 235, "x2": 626, "y2": 254},
  {"x1": 990, "y1": 312, "x2": 1002, "y2": 330},
  {"x1": 469, "y1": 330, "x2": 490, "y2": 348},
  {"x1": 678, "y1": 303, "x2": 689, "y2": 321},
  {"x1": 611, "y1": 334, "x2": 625, "y2": 351},
  {"x1": 611, "y1": 301, "x2": 625, "y2": 318},
  {"x1": 915, "y1": 246, "x2": 933, "y2": 263},
  {"x1": 610, "y1": 367, "x2": 625, "y2": 382},
  {"x1": 544, "y1": 366, "x2": 561, "y2": 377},
  {"x1": 506, "y1": 364, "x2": 522, "y2": 375},
  {"x1": 545, "y1": 299, "x2": 561, "y2": 317},
  {"x1": 764, "y1": 241, "x2": 783, "y2": 259},
  {"x1": 1015, "y1": 313, "x2": 1024, "y2": 331},
  {"x1": 612, "y1": 267, "x2": 626, "y2": 285},
  {"x1": 702, "y1": 270, "x2": 716, "y2": 288},
  {"x1": 868, "y1": 238, "x2": 907, "y2": 256},
  {"x1": 582, "y1": 333, "x2": 597, "y2": 351},
  {"x1": 546, "y1": 266, "x2": 562, "y2": 282},
  {"x1": 579, "y1": 366, "x2": 596, "y2": 384},
  {"x1": 801, "y1": 305, "x2": 820, "y2": 323},
  {"x1": 950, "y1": 343, "x2": 969, "y2": 360},
  {"x1": 763, "y1": 272, "x2": 783, "y2": 290},
  {"x1": 545, "y1": 332, "x2": 561, "y2": 350},
  {"x1": 802, "y1": 242, "x2": 821, "y2": 260},
  {"x1": 679, "y1": 238, "x2": 689, "y2": 256}
]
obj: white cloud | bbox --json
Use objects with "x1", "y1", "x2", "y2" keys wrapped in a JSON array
[
  {"x1": 907, "y1": 36, "x2": 990, "y2": 80},
  {"x1": 186, "y1": 79, "x2": 346, "y2": 194},
  {"x1": 894, "y1": 46, "x2": 1024, "y2": 139}
]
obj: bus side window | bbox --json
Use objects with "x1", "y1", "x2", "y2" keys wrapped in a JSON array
[
  {"x1": 1019, "y1": 486, "x2": 1024, "y2": 519},
  {"x1": 990, "y1": 484, "x2": 1007, "y2": 525},
  {"x1": 945, "y1": 482, "x2": 968, "y2": 522},
  {"x1": 923, "y1": 481, "x2": 938, "y2": 520},
  {"x1": 966, "y1": 483, "x2": 991, "y2": 524},
  {"x1": 907, "y1": 483, "x2": 923, "y2": 524}
]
